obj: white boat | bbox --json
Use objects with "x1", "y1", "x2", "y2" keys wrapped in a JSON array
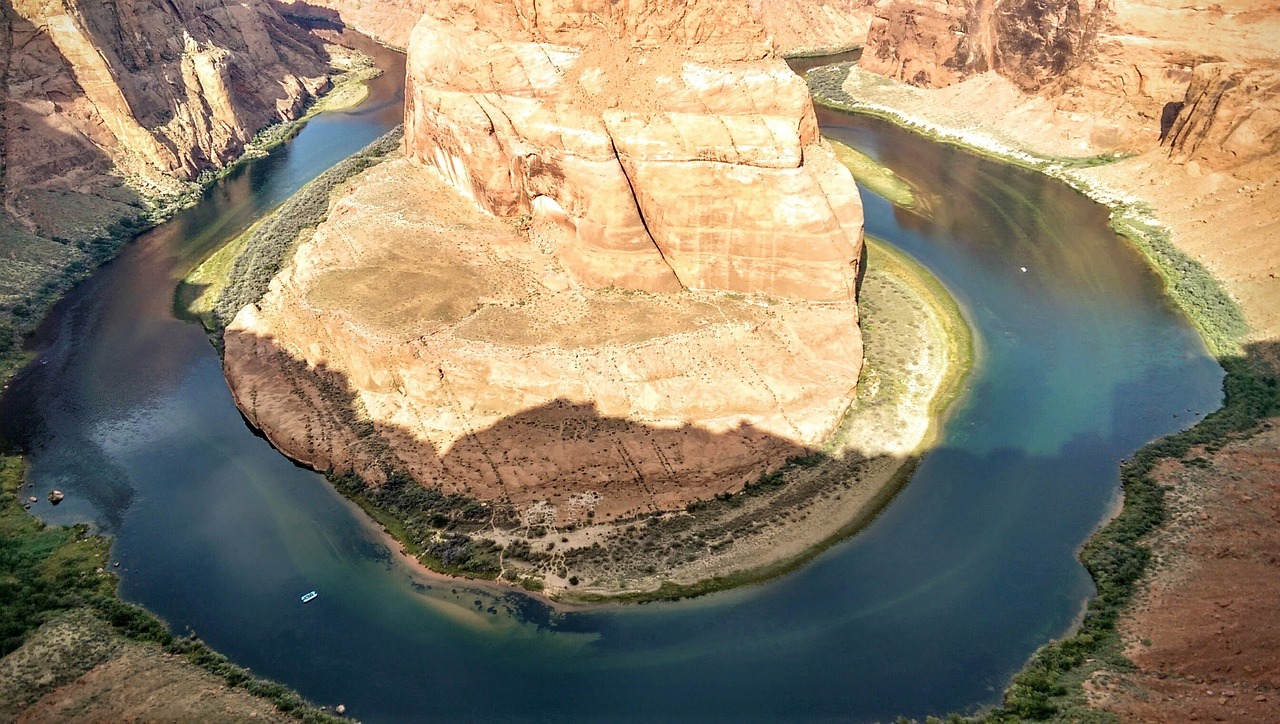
[{"x1": 301, "y1": 590, "x2": 318, "y2": 603}]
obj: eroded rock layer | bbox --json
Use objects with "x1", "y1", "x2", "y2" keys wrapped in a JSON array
[
  {"x1": 861, "y1": 0, "x2": 1280, "y2": 160},
  {"x1": 225, "y1": 160, "x2": 863, "y2": 524},
  {"x1": 3, "y1": 0, "x2": 330, "y2": 207},
  {"x1": 404, "y1": 0, "x2": 865, "y2": 302}
]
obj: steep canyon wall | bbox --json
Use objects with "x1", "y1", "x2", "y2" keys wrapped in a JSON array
[
  {"x1": 0, "y1": 0, "x2": 330, "y2": 241},
  {"x1": 861, "y1": 0, "x2": 1280, "y2": 171},
  {"x1": 277, "y1": 0, "x2": 877, "y2": 54}
]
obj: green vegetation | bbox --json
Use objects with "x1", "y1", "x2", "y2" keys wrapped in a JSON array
[
  {"x1": 181, "y1": 127, "x2": 403, "y2": 334},
  {"x1": 1109, "y1": 205, "x2": 1247, "y2": 357},
  {"x1": 863, "y1": 237, "x2": 974, "y2": 429},
  {"x1": 176, "y1": 215, "x2": 264, "y2": 328},
  {"x1": 330, "y1": 470, "x2": 505, "y2": 579},
  {"x1": 0, "y1": 455, "x2": 344, "y2": 721},
  {"x1": 827, "y1": 137, "x2": 917, "y2": 208},
  {"x1": 0, "y1": 213, "x2": 147, "y2": 381}
]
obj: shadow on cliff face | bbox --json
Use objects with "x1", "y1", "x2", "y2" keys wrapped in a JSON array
[
  {"x1": 270, "y1": 0, "x2": 346, "y2": 28},
  {"x1": 222, "y1": 322, "x2": 920, "y2": 583},
  {"x1": 0, "y1": 0, "x2": 331, "y2": 211},
  {"x1": 224, "y1": 324, "x2": 817, "y2": 526},
  {"x1": 52, "y1": 0, "x2": 330, "y2": 166}
]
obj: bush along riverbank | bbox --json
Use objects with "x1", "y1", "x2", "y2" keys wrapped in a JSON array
[{"x1": 804, "y1": 62, "x2": 1279, "y2": 722}]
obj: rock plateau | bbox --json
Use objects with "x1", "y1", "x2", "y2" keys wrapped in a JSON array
[
  {"x1": 1, "y1": 0, "x2": 332, "y2": 232},
  {"x1": 224, "y1": 0, "x2": 867, "y2": 525}
]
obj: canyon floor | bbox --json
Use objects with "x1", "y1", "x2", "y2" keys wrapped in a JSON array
[{"x1": 1, "y1": 611, "x2": 291, "y2": 723}]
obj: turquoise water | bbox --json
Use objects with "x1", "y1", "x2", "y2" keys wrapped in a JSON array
[{"x1": 0, "y1": 46, "x2": 1223, "y2": 721}]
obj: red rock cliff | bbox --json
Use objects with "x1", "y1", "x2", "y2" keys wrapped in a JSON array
[
  {"x1": 2, "y1": 0, "x2": 329, "y2": 226},
  {"x1": 861, "y1": 0, "x2": 1280, "y2": 162},
  {"x1": 279, "y1": 0, "x2": 876, "y2": 54},
  {"x1": 405, "y1": 0, "x2": 864, "y2": 301}
]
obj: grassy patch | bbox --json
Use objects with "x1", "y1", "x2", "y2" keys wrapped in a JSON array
[
  {"x1": 864, "y1": 237, "x2": 973, "y2": 426},
  {"x1": 827, "y1": 137, "x2": 917, "y2": 209},
  {"x1": 176, "y1": 216, "x2": 265, "y2": 329},
  {"x1": 1109, "y1": 205, "x2": 1247, "y2": 357}
]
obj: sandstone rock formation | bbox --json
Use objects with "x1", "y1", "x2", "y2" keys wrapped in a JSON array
[
  {"x1": 278, "y1": 0, "x2": 876, "y2": 54},
  {"x1": 2, "y1": 0, "x2": 330, "y2": 232},
  {"x1": 405, "y1": 1, "x2": 864, "y2": 301},
  {"x1": 854, "y1": 0, "x2": 1280, "y2": 340},
  {"x1": 225, "y1": 1, "x2": 868, "y2": 525},
  {"x1": 224, "y1": 160, "x2": 863, "y2": 524}
]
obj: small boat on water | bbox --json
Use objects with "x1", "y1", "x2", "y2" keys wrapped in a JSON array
[{"x1": 301, "y1": 591, "x2": 318, "y2": 603}]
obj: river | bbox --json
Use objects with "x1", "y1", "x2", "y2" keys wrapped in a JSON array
[{"x1": 0, "y1": 43, "x2": 1223, "y2": 721}]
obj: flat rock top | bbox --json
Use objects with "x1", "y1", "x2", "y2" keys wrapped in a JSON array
[{"x1": 297, "y1": 160, "x2": 774, "y2": 348}]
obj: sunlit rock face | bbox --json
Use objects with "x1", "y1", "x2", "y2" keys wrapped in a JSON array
[
  {"x1": 404, "y1": 0, "x2": 865, "y2": 302},
  {"x1": 860, "y1": 0, "x2": 1280, "y2": 162}
]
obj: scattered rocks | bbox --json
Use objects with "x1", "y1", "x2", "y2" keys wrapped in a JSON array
[{"x1": 48, "y1": 490, "x2": 64, "y2": 505}]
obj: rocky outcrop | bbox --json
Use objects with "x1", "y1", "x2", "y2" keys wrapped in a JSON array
[
  {"x1": 276, "y1": 0, "x2": 431, "y2": 49},
  {"x1": 405, "y1": 0, "x2": 864, "y2": 301},
  {"x1": 224, "y1": 0, "x2": 869, "y2": 525},
  {"x1": 224, "y1": 159, "x2": 863, "y2": 524},
  {"x1": 863, "y1": 0, "x2": 1107, "y2": 91},
  {"x1": 2, "y1": 0, "x2": 330, "y2": 228},
  {"x1": 1163, "y1": 63, "x2": 1280, "y2": 174},
  {"x1": 860, "y1": 0, "x2": 1280, "y2": 158}
]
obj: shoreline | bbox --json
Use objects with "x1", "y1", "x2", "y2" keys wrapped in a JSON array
[
  {"x1": 0, "y1": 30, "x2": 395, "y2": 723},
  {"x1": 805, "y1": 61, "x2": 1277, "y2": 719}
]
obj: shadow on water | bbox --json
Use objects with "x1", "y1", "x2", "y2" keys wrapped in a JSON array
[{"x1": 0, "y1": 44, "x2": 1228, "y2": 722}]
